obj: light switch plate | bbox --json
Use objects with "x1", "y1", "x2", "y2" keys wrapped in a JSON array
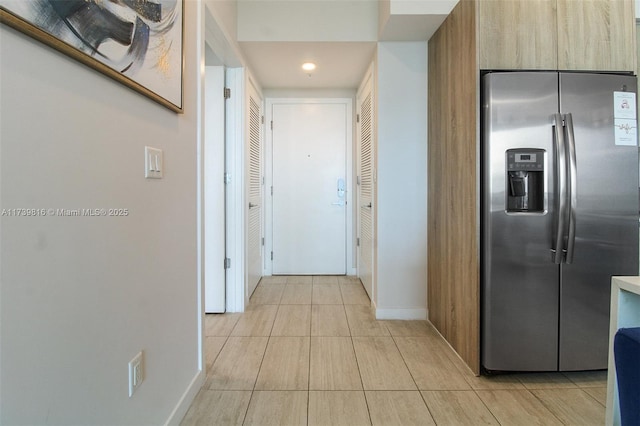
[
  {"x1": 145, "y1": 146, "x2": 163, "y2": 179},
  {"x1": 128, "y1": 351, "x2": 144, "y2": 397}
]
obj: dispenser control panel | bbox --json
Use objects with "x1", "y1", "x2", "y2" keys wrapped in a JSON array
[
  {"x1": 506, "y1": 149, "x2": 545, "y2": 213},
  {"x1": 507, "y1": 151, "x2": 544, "y2": 171}
]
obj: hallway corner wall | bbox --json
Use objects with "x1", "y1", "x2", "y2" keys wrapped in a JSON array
[{"x1": 374, "y1": 41, "x2": 428, "y2": 320}]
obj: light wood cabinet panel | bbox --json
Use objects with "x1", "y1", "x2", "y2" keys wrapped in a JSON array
[
  {"x1": 557, "y1": 0, "x2": 636, "y2": 71},
  {"x1": 479, "y1": 0, "x2": 636, "y2": 73},
  {"x1": 479, "y1": 0, "x2": 558, "y2": 70},
  {"x1": 428, "y1": 0, "x2": 480, "y2": 375}
]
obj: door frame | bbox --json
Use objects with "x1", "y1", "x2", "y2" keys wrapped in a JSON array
[
  {"x1": 204, "y1": 65, "x2": 227, "y2": 313},
  {"x1": 264, "y1": 98, "x2": 355, "y2": 276},
  {"x1": 224, "y1": 68, "x2": 246, "y2": 312}
]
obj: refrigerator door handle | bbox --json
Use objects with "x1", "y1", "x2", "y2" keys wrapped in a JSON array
[
  {"x1": 552, "y1": 113, "x2": 568, "y2": 264},
  {"x1": 564, "y1": 113, "x2": 577, "y2": 264}
]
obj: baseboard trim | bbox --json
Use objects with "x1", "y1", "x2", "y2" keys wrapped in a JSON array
[
  {"x1": 164, "y1": 369, "x2": 205, "y2": 426},
  {"x1": 375, "y1": 308, "x2": 428, "y2": 320}
]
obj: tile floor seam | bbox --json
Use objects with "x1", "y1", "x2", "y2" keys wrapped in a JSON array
[
  {"x1": 503, "y1": 388, "x2": 564, "y2": 425},
  {"x1": 307, "y1": 297, "x2": 312, "y2": 426},
  {"x1": 240, "y1": 390, "x2": 254, "y2": 426},
  {"x1": 582, "y1": 387, "x2": 607, "y2": 408},
  {"x1": 306, "y1": 390, "x2": 310, "y2": 426},
  {"x1": 228, "y1": 314, "x2": 243, "y2": 337},
  {"x1": 534, "y1": 388, "x2": 606, "y2": 423},
  {"x1": 305, "y1": 278, "x2": 313, "y2": 426},
  {"x1": 307, "y1": 304, "x2": 312, "y2": 392},
  {"x1": 527, "y1": 388, "x2": 570, "y2": 425},
  {"x1": 265, "y1": 304, "x2": 279, "y2": 336},
  {"x1": 391, "y1": 334, "x2": 423, "y2": 392},
  {"x1": 416, "y1": 389, "x2": 439, "y2": 425},
  {"x1": 252, "y1": 335, "x2": 272, "y2": 393},
  {"x1": 359, "y1": 391, "x2": 375, "y2": 423},
  {"x1": 304, "y1": 290, "x2": 312, "y2": 390},
  {"x1": 472, "y1": 389, "x2": 504, "y2": 426},
  {"x1": 341, "y1": 303, "x2": 352, "y2": 337},
  {"x1": 349, "y1": 335, "x2": 370, "y2": 405},
  {"x1": 207, "y1": 335, "x2": 229, "y2": 375}
]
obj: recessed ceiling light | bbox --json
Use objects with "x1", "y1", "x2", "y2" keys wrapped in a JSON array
[{"x1": 302, "y1": 62, "x2": 316, "y2": 72}]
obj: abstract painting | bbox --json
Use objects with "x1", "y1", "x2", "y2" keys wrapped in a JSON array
[{"x1": 0, "y1": 0, "x2": 183, "y2": 112}]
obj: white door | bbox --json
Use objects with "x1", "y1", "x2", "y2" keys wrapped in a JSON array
[
  {"x1": 247, "y1": 83, "x2": 263, "y2": 296},
  {"x1": 272, "y1": 102, "x2": 347, "y2": 274},
  {"x1": 204, "y1": 66, "x2": 226, "y2": 313},
  {"x1": 357, "y1": 79, "x2": 374, "y2": 299}
]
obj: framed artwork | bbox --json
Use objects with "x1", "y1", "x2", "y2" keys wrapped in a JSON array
[{"x1": 0, "y1": 0, "x2": 184, "y2": 113}]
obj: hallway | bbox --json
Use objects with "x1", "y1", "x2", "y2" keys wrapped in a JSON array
[{"x1": 181, "y1": 276, "x2": 606, "y2": 425}]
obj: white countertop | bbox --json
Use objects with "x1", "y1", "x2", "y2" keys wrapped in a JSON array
[{"x1": 611, "y1": 276, "x2": 640, "y2": 295}]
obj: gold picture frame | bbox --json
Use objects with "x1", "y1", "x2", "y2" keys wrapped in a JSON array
[{"x1": 0, "y1": 1, "x2": 184, "y2": 113}]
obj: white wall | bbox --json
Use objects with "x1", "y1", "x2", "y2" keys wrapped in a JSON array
[
  {"x1": 205, "y1": 0, "x2": 238, "y2": 39},
  {"x1": 0, "y1": 3, "x2": 202, "y2": 424},
  {"x1": 375, "y1": 42, "x2": 428, "y2": 319},
  {"x1": 379, "y1": 0, "x2": 391, "y2": 35},
  {"x1": 204, "y1": 1, "x2": 244, "y2": 68}
]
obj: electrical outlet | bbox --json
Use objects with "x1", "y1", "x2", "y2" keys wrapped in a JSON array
[{"x1": 128, "y1": 351, "x2": 144, "y2": 397}]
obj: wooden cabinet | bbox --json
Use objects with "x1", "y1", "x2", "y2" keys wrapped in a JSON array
[
  {"x1": 479, "y1": 0, "x2": 636, "y2": 72},
  {"x1": 557, "y1": 0, "x2": 636, "y2": 71},
  {"x1": 428, "y1": 0, "x2": 480, "y2": 375},
  {"x1": 479, "y1": 0, "x2": 558, "y2": 70}
]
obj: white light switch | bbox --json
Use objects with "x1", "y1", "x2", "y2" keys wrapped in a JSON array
[{"x1": 145, "y1": 146, "x2": 163, "y2": 179}]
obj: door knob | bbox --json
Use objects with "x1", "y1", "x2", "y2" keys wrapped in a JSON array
[{"x1": 249, "y1": 202, "x2": 258, "y2": 209}]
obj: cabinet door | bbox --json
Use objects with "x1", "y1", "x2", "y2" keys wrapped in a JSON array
[
  {"x1": 478, "y1": 0, "x2": 557, "y2": 70},
  {"x1": 557, "y1": 0, "x2": 636, "y2": 71}
]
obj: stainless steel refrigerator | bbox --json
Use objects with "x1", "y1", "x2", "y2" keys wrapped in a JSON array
[{"x1": 481, "y1": 71, "x2": 639, "y2": 372}]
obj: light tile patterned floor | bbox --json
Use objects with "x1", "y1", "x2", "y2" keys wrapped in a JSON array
[{"x1": 182, "y1": 276, "x2": 607, "y2": 425}]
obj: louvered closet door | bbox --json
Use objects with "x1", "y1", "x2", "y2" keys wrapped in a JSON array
[
  {"x1": 247, "y1": 86, "x2": 263, "y2": 297},
  {"x1": 358, "y1": 86, "x2": 374, "y2": 300}
]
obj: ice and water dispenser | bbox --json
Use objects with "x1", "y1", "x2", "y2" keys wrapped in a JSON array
[{"x1": 506, "y1": 149, "x2": 544, "y2": 212}]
